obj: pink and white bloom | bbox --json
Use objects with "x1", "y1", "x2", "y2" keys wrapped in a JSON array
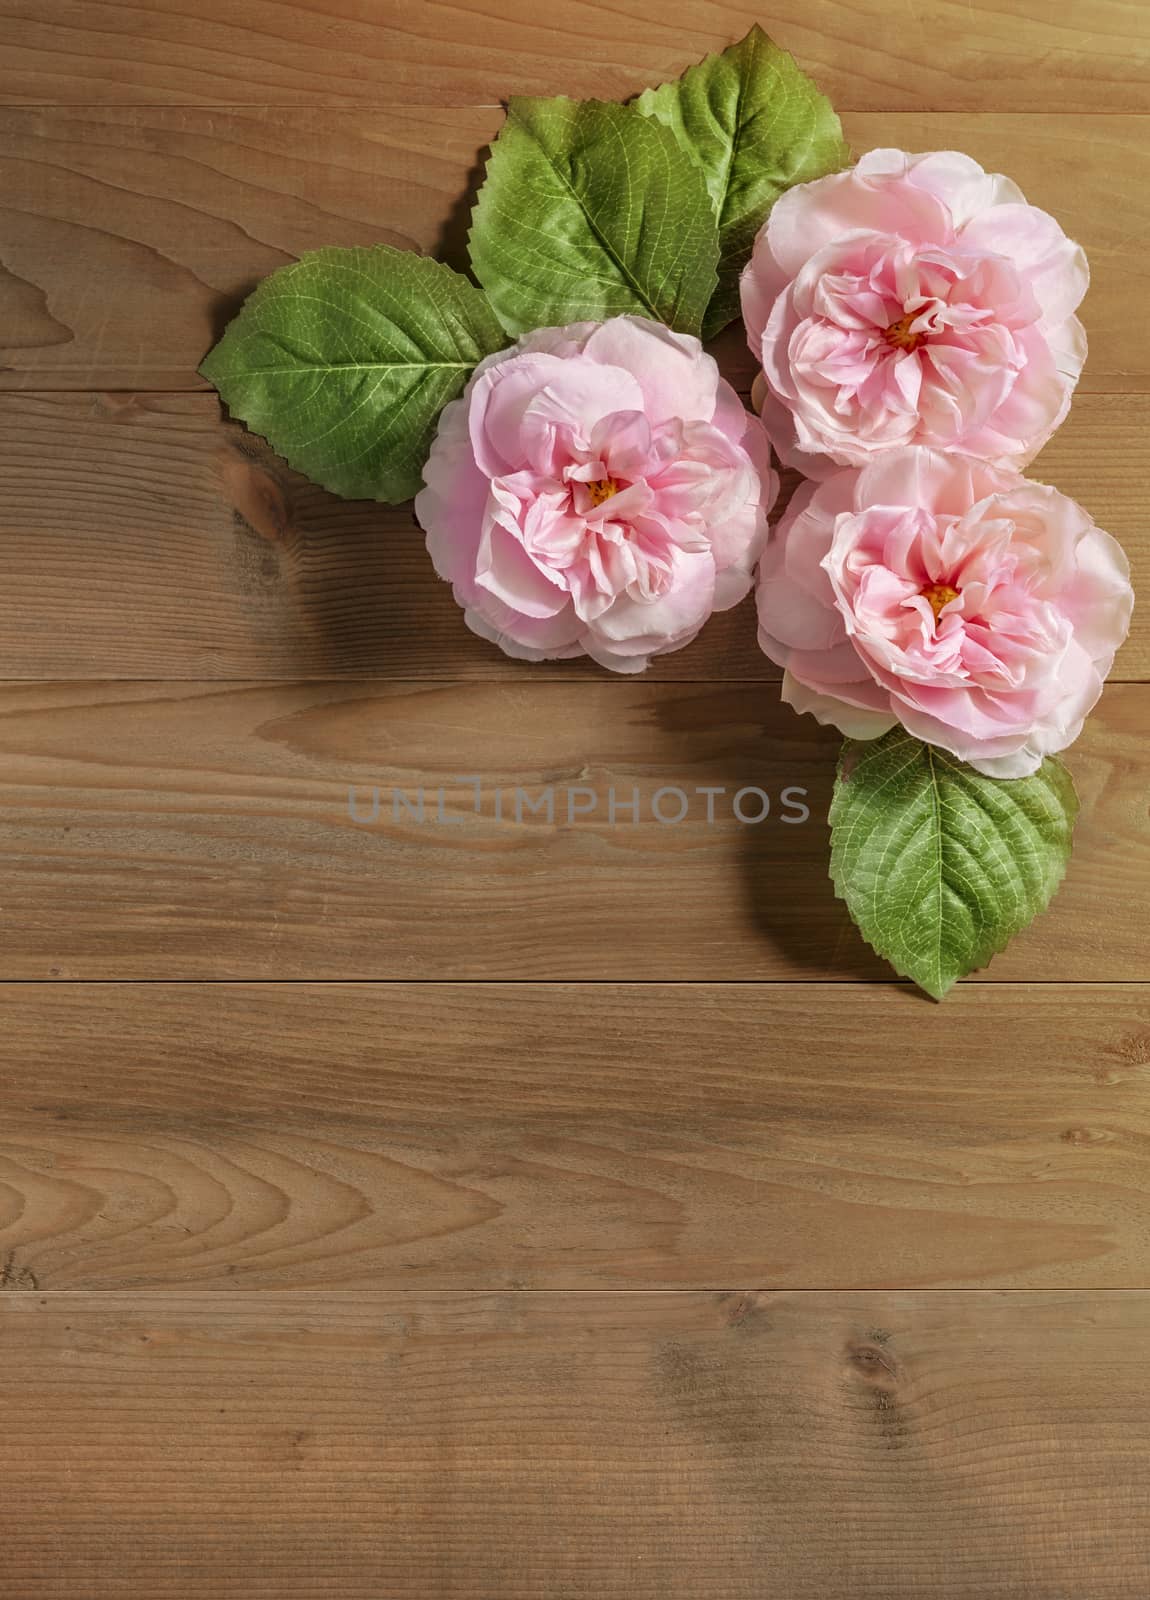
[
  {"x1": 757, "y1": 448, "x2": 1133, "y2": 777},
  {"x1": 741, "y1": 149, "x2": 1088, "y2": 477},
  {"x1": 415, "y1": 316, "x2": 776, "y2": 672}
]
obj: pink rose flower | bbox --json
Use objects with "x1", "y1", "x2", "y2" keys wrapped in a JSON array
[
  {"x1": 741, "y1": 149, "x2": 1088, "y2": 477},
  {"x1": 415, "y1": 316, "x2": 777, "y2": 672},
  {"x1": 756, "y1": 448, "x2": 1133, "y2": 777}
]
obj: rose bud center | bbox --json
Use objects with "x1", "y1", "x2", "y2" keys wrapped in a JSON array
[
  {"x1": 921, "y1": 581, "x2": 960, "y2": 623},
  {"x1": 585, "y1": 476, "x2": 622, "y2": 507},
  {"x1": 883, "y1": 312, "x2": 926, "y2": 354}
]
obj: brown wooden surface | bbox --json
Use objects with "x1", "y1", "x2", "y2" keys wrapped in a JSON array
[
  {"x1": 4, "y1": 391, "x2": 1148, "y2": 680},
  {"x1": 3, "y1": 983, "x2": 1150, "y2": 1291},
  {"x1": 2, "y1": 0, "x2": 1150, "y2": 1593},
  {"x1": 0, "y1": 680, "x2": 1144, "y2": 981},
  {"x1": 1, "y1": 108, "x2": 1149, "y2": 391},
  {"x1": 3, "y1": 0, "x2": 1149, "y2": 111},
  {"x1": 3, "y1": 1289, "x2": 1150, "y2": 1599}
]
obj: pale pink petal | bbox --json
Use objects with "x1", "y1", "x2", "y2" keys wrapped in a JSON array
[
  {"x1": 584, "y1": 316, "x2": 719, "y2": 423},
  {"x1": 954, "y1": 327, "x2": 1072, "y2": 466},
  {"x1": 521, "y1": 361, "x2": 646, "y2": 444},
  {"x1": 740, "y1": 229, "x2": 787, "y2": 363},
  {"x1": 416, "y1": 397, "x2": 490, "y2": 602},
  {"x1": 474, "y1": 516, "x2": 569, "y2": 618},
  {"x1": 765, "y1": 154, "x2": 954, "y2": 283},
  {"x1": 464, "y1": 606, "x2": 583, "y2": 660},
  {"x1": 762, "y1": 444, "x2": 1133, "y2": 771},
  {"x1": 959, "y1": 203, "x2": 1089, "y2": 327},
  {"x1": 853, "y1": 449, "x2": 1012, "y2": 520},
  {"x1": 467, "y1": 353, "x2": 574, "y2": 476},
  {"x1": 740, "y1": 149, "x2": 1088, "y2": 475},
  {"x1": 902, "y1": 151, "x2": 1025, "y2": 227},
  {"x1": 1058, "y1": 526, "x2": 1134, "y2": 663},
  {"x1": 579, "y1": 635, "x2": 653, "y2": 673},
  {"x1": 1047, "y1": 315, "x2": 1088, "y2": 388},
  {"x1": 419, "y1": 314, "x2": 773, "y2": 671},
  {"x1": 781, "y1": 671, "x2": 897, "y2": 738},
  {"x1": 591, "y1": 548, "x2": 717, "y2": 652}
]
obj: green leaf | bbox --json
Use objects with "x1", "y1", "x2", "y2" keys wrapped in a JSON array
[
  {"x1": 468, "y1": 97, "x2": 720, "y2": 339},
  {"x1": 200, "y1": 245, "x2": 507, "y2": 503},
  {"x1": 828, "y1": 730, "x2": 1079, "y2": 999},
  {"x1": 636, "y1": 24, "x2": 850, "y2": 339}
]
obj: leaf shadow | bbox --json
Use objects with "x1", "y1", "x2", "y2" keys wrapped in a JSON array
[
  {"x1": 649, "y1": 679, "x2": 901, "y2": 985},
  {"x1": 206, "y1": 275, "x2": 262, "y2": 356},
  {"x1": 433, "y1": 143, "x2": 493, "y2": 281}
]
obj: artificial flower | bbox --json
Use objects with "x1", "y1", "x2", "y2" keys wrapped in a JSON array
[
  {"x1": 741, "y1": 149, "x2": 1088, "y2": 477},
  {"x1": 415, "y1": 316, "x2": 776, "y2": 672},
  {"x1": 756, "y1": 447, "x2": 1132, "y2": 776}
]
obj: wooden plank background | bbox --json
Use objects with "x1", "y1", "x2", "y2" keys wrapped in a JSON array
[
  {"x1": 0, "y1": 682, "x2": 1144, "y2": 981},
  {"x1": 4, "y1": 1291, "x2": 1150, "y2": 1599},
  {"x1": 1, "y1": 2, "x2": 1149, "y2": 1595},
  {"x1": 2, "y1": 0, "x2": 1148, "y2": 110},
  {"x1": 4, "y1": 983, "x2": 1150, "y2": 1292},
  {"x1": 3, "y1": 391, "x2": 1148, "y2": 679},
  {"x1": 0, "y1": 109, "x2": 1147, "y2": 392}
]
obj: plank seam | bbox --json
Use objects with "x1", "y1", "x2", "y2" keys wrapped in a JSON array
[{"x1": 0, "y1": 978, "x2": 1145, "y2": 987}]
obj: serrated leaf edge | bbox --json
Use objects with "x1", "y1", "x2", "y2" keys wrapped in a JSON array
[
  {"x1": 199, "y1": 244, "x2": 502, "y2": 504},
  {"x1": 828, "y1": 732, "x2": 1079, "y2": 999},
  {"x1": 468, "y1": 95, "x2": 718, "y2": 338}
]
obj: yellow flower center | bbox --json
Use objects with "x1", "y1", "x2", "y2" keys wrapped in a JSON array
[
  {"x1": 586, "y1": 476, "x2": 621, "y2": 507},
  {"x1": 883, "y1": 313, "x2": 926, "y2": 354},
  {"x1": 921, "y1": 582, "x2": 960, "y2": 622}
]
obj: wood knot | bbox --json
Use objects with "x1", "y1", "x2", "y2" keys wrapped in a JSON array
[
  {"x1": 1060, "y1": 1126, "x2": 1112, "y2": 1145},
  {"x1": 1115, "y1": 1033, "x2": 1150, "y2": 1067},
  {"x1": 0, "y1": 1251, "x2": 40, "y2": 1291},
  {"x1": 847, "y1": 1340, "x2": 899, "y2": 1383},
  {"x1": 722, "y1": 1291, "x2": 770, "y2": 1330},
  {"x1": 219, "y1": 442, "x2": 291, "y2": 543}
]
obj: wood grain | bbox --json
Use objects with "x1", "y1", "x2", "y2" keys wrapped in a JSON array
[
  {"x1": 3, "y1": 982, "x2": 1150, "y2": 1291},
  {"x1": 3, "y1": 1288, "x2": 1150, "y2": 1598},
  {"x1": 1, "y1": 2, "x2": 1148, "y2": 1588},
  {"x1": 0, "y1": 104, "x2": 496, "y2": 389},
  {"x1": 1, "y1": 108, "x2": 1149, "y2": 390},
  {"x1": 0, "y1": 680, "x2": 1144, "y2": 982},
  {"x1": 4, "y1": 391, "x2": 1147, "y2": 681},
  {"x1": 2, "y1": 0, "x2": 1149, "y2": 112},
  {"x1": 0, "y1": 391, "x2": 776, "y2": 682}
]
